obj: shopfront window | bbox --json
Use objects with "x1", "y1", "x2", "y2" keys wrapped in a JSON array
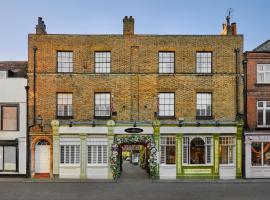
[
  {"x1": 220, "y1": 137, "x2": 235, "y2": 164},
  {"x1": 251, "y1": 142, "x2": 270, "y2": 166},
  {"x1": 160, "y1": 136, "x2": 176, "y2": 164},
  {"x1": 0, "y1": 146, "x2": 17, "y2": 171},
  {"x1": 183, "y1": 136, "x2": 212, "y2": 165}
]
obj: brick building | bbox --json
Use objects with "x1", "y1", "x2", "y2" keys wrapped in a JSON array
[
  {"x1": 28, "y1": 16, "x2": 243, "y2": 179},
  {"x1": 244, "y1": 40, "x2": 270, "y2": 178}
]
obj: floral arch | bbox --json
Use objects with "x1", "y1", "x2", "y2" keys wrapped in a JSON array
[{"x1": 110, "y1": 135, "x2": 159, "y2": 179}]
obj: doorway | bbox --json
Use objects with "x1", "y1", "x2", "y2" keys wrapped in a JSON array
[{"x1": 35, "y1": 140, "x2": 50, "y2": 174}]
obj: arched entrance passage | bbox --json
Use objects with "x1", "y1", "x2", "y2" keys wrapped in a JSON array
[{"x1": 110, "y1": 135, "x2": 158, "y2": 179}]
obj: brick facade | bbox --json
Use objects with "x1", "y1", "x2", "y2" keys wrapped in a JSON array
[{"x1": 28, "y1": 16, "x2": 244, "y2": 178}]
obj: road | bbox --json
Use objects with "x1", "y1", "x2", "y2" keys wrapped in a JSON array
[{"x1": 0, "y1": 180, "x2": 270, "y2": 200}]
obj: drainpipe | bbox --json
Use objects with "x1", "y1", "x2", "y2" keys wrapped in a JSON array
[
  {"x1": 235, "y1": 48, "x2": 240, "y2": 119},
  {"x1": 33, "y1": 46, "x2": 37, "y2": 125},
  {"x1": 26, "y1": 47, "x2": 37, "y2": 177}
]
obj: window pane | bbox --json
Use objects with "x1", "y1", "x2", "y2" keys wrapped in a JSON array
[
  {"x1": 2, "y1": 106, "x2": 18, "y2": 130},
  {"x1": 257, "y1": 109, "x2": 264, "y2": 126},
  {"x1": 57, "y1": 93, "x2": 72, "y2": 116},
  {"x1": 263, "y1": 142, "x2": 270, "y2": 166},
  {"x1": 0, "y1": 146, "x2": 3, "y2": 170},
  {"x1": 158, "y1": 93, "x2": 174, "y2": 117},
  {"x1": 197, "y1": 93, "x2": 211, "y2": 117},
  {"x1": 196, "y1": 52, "x2": 212, "y2": 73},
  {"x1": 266, "y1": 110, "x2": 270, "y2": 125},
  {"x1": 166, "y1": 146, "x2": 175, "y2": 164},
  {"x1": 95, "y1": 52, "x2": 111, "y2": 73},
  {"x1": 252, "y1": 142, "x2": 262, "y2": 166},
  {"x1": 190, "y1": 137, "x2": 205, "y2": 164},
  {"x1": 4, "y1": 146, "x2": 16, "y2": 171}
]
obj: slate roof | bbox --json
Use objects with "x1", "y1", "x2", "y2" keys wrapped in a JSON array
[
  {"x1": 0, "y1": 61, "x2": 27, "y2": 77},
  {"x1": 253, "y1": 40, "x2": 270, "y2": 51}
]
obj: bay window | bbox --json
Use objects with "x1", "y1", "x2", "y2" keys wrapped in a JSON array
[
  {"x1": 183, "y1": 136, "x2": 212, "y2": 165},
  {"x1": 160, "y1": 136, "x2": 176, "y2": 165}
]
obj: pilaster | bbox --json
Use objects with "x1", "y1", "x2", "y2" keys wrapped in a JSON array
[
  {"x1": 213, "y1": 134, "x2": 220, "y2": 178},
  {"x1": 152, "y1": 120, "x2": 160, "y2": 178},
  {"x1": 51, "y1": 120, "x2": 60, "y2": 177},
  {"x1": 80, "y1": 134, "x2": 87, "y2": 179},
  {"x1": 107, "y1": 120, "x2": 115, "y2": 179},
  {"x1": 236, "y1": 121, "x2": 243, "y2": 178},
  {"x1": 176, "y1": 134, "x2": 183, "y2": 177}
]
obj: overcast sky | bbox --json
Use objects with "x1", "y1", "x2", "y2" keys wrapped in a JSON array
[{"x1": 0, "y1": 0, "x2": 269, "y2": 61}]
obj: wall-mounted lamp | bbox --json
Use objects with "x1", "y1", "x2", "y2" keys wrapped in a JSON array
[
  {"x1": 133, "y1": 121, "x2": 137, "y2": 127},
  {"x1": 178, "y1": 117, "x2": 184, "y2": 127},
  {"x1": 215, "y1": 120, "x2": 220, "y2": 126},
  {"x1": 92, "y1": 121, "x2": 96, "y2": 127},
  {"x1": 36, "y1": 115, "x2": 43, "y2": 131},
  {"x1": 196, "y1": 122, "x2": 201, "y2": 126}
]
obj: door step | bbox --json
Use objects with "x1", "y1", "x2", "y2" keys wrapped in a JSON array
[{"x1": 34, "y1": 173, "x2": 50, "y2": 178}]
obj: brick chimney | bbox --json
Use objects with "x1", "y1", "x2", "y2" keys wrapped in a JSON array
[
  {"x1": 231, "y1": 23, "x2": 237, "y2": 35},
  {"x1": 36, "y1": 17, "x2": 47, "y2": 35},
  {"x1": 123, "y1": 16, "x2": 134, "y2": 36}
]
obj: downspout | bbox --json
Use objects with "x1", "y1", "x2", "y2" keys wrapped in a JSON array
[
  {"x1": 25, "y1": 85, "x2": 30, "y2": 177},
  {"x1": 27, "y1": 47, "x2": 37, "y2": 177},
  {"x1": 235, "y1": 48, "x2": 240, "y2": 118},
  {"x1": 242, "y1": 57, "x2": 248, "y2": 178}
]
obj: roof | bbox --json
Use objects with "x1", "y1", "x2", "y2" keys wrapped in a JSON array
[
  {"x1": 253, "y1": 40, "x2": 270, "y2": 51},
  {"x1": 0, "y1": 61, "x2": 27, "y2": 77}
]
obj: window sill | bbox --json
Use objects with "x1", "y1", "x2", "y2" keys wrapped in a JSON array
[
  {"x1": 87, "y1": 164, "x2": 108, "y2": 167},
  {"x1": 158, "y1": 116, "x2": 176, "y2": 120},
  {"x1": 251, "y1": 165, "x2": 270, "y2": 168},
  {"x1": 182, "y1": 164, "x2": 213, "y2": 167},
  {"x1": 94, "y1": 116, "x2": 111, "y2": 120},
  {"x1": 160, "y1": 164, "x2": 176, "y2": 166},
  {"x1": 195, "y1": 73, "x2": 213, "y2": 76},
  {"x1": 219, "y1": 164, "x2": 236, "y2": 167},
  {"x1": 255, "y1": 83, "x2": 270, "y2": 86},
  {"x1": 256, "y1": 126, "x2": 270, "y2": 130},
  {"x1": 56, "y1": 116, "x2": 73, "y2": 119},
  {"x1": 60, "y1": 164, "x2": 80, "y2": 168},
  {"x1": 196, "y1": 116, "x2": 213, "y2": 120}
]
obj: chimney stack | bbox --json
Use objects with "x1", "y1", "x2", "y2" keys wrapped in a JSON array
[
  {"x1": 123, "y1": 16, "x2": 134, "y2": 36},
  {"x1": 231, "y1": 23, "x2": 237, "y2": 35},
  {"x1": 36, "y1": 17, "x2": 47, "y2": 35}
]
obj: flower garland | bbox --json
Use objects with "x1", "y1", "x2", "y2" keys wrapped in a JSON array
[{"x1": 110, "y1": 135, "x2": 159, "y2": 179}]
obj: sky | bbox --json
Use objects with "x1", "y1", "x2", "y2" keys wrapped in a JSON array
[{"x1": 0, "y1": 0, "x2": 269, "y2": 61}]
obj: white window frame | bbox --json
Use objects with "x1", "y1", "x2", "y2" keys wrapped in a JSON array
[
  {"x1": 158, "y1": 93, "x2": 175, "y2": 117},
  {"x1": 57, "y1": 51, "x2": 73, "y2": 73},
  {"x1": 57, "y1": 93, "x2": 73, "y2": 117},
  {"x1": 257, "y1": 101, "x2": 270, "y2": 127},
  {"x1": 94, "y1": 93, "x2": 111, "y2": 117},
  {"x1": 60, "y1": 144, "x2": 80, "y2": 166},
  {"x1": 182, "y1": 136, "x2": 213, "y2": 166},
  {"x1": 196, "y1": 93, "x2": 212, "y2": 117},
  {"x1": 219, "y1": 136, "x2": 235, "y2": 166},
  {"x1": 196, "y1": 52, "x2": 212, "y2": 73},
  {"x1": 160, "y1": 136, "x2": 176, "y2": 165},
  {"x1": 95, "y1": 51, "x2": 111, "y2": 73},
  {"x1": 257, "y1": 64, "x2": 270, "y2": 84},
  {"x1": 87, "y1": 138, "x2": 108, "y2": 166},
  {"x1": 158, "y1": 52, "x2": 175, "y2": 74}
]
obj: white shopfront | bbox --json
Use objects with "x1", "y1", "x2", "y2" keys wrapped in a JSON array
[{"x1": 245, "y1": 133, "x2": 270, "y2": 178}]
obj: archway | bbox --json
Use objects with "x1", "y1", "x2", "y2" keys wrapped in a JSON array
[
  {"x1": 31, "y1": 136, "x2": 53, "y2": 178},
  {"x1": 110, "y1": 135, "x2": 158, "y2": 179}
]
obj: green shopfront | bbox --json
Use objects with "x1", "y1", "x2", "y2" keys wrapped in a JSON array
[{"x1": 51, "y1": 120, "x2": 243, "y2": 180}]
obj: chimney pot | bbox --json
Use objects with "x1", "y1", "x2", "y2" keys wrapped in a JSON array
[
  {"x1": 36, "y1": 17, "x2": 47, "y2": 35},
  {"x1": 231, "y1": 22, "x2": 237, "y2": 35}
]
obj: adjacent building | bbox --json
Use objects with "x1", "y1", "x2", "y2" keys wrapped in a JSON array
[
  {"x1": 28, "y1": 16, "x2": 244, "y2": 179},
  {"x1": 244, "y1": 40, "x2": 270, "y2": 178},
  {"x1": 0, "y1": 61, "x2": 27, "y2": 176}
]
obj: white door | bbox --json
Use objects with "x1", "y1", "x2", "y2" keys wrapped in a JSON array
[{"x1": 35, "y1": 141, "x2": 50, "y2": 173}]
